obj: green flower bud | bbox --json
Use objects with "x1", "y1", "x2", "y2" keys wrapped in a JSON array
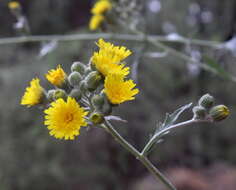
[
  {"x1": 53, "y1": 89, "x2": 67, "y2": 100},
  {"x1": 68, "y1": 71, "x2": 82, "y2": 87},
  {"x1": 85, "y1": 71, "x2": 102, "y2": 91},
  {"x1": 79, "y1": 81, "x2": 87, "y2": 94},
  {"x1": 89, "y1": 112, "x2": 104, "y2": 124},
  {"x1": 198, "y1": 94, "x2": 214, "y2": 109},
  {"x1": 47, "y1": 89, "x2": 56, "y2": 102},
  {"x1": 209, "y1": 105, "x2": 230, "y2": 122},
  {"x1": 85, "y1": 68, "x2": 92, "y2": 75},
  {"x1": 71, "y1": 62, "x2": 86, "y2": 75},
  {"x1": 192, "y1": 106, "x2": 206, "y2": 119},
  {"x1": 101, "y1": 95, "x2": 112, "y2": 115},
  {"x1": 92, "y1": 94, "x2": 104, "y2": 109},
  {"x1": 69, "y1": 89, "x2": 82, "y2": 101}
]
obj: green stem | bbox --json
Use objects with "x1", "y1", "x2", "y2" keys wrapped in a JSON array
[
  {"x1": 102, "y1": 120, "x2": 177, "y2": 190},
  {"x1": 0, "y1": 33, "x2": 221, "y2": 48}
]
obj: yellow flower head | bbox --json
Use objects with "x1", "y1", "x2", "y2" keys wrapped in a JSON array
[
  {"x1": 8, "y1": 1, "x2": 20, "y2": 9},
  {"x1": 104, "y1": 74, "x2": 139, "y2": 104},
  {"x1": 92, "y1": 51, "x2": 130, "y2": 76},
  {"x1": 45, "y1": 65, "x2": 67, "y2": 87},
  {"x1": 92, "y1": 39, "x2": 132, "y2": 76},
  {"x1": 97, "y1": 38, "x2": 132, "y2": 63},
  {"x1": 91, "y1": 0, "x2": 112, "y2": 15},
  {"x1": 89, "y1": 14, "x2": 104, "y2": 31},
  {"x1": 21, "y1": 78, "x2": 44, "y2": 107},
  {"x1": 44, "y1": 97, "x2": 88, "y2": 140}
]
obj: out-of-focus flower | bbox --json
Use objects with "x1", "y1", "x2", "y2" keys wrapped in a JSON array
[
  {"x1": 21, "y1": 78, "x2": 44, "y2": 107},
  {"x1": 8, "y1": 1, "x2": 20, "y2": 10},
  {"x1": 104, "y1": 73, "x2": 139, "y2": 104},
  {"x1": 89, "y1": 14, "x2": 105, "y2": 31},
  {"x1": 45, "y1": 65, "x2": 67, "y2": 87},
  {"x1": 44, "y1": 97, "x2": 88, "y2": 140},
  {"x1": 91, "y1": 0, "x2": 112, "y2": 15}
]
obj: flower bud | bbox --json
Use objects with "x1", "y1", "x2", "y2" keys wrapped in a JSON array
[
  {"x1": 69, "y1": 89, "x2": 82, "y2": 101},
  {"x1": 53, "y1": 89, "x2": 67, "y2": 100},
  {"x1": 68, "y1": 71, "x2": 82, "y2": 87},
  {"x1": 192, "y1": 106, "x2": 206, "y2": 119},
  {"x1": 89, "y1": 112, "x2": 104, "y2": 124},
  {"x1": 101, "y1": 95, "x2": 112, "y2": 115},
  {"x1": 79, "y1": 81, "x2": 87, "y2": 94},
  {"x1": 92, "y1": 94, "x2": 104, "y2": 108},
  {"x1": 209, "y1": 105, "x2": 230, "y2": 122},
  {"x1": 85, "y1": 68, "x2": 92, "y2": 75},
  {"x1": 47, "y1": 89, "x2": 56, "y2": 102},
  {"x1": 198, "y1": 94, "x2": 214, "y2": 109},
  {"x1": 71, "y1": 62, "x2": 86, "y2": 75},
  {"x1": 85, "y1": 71, "x2": 102, "y2": 91}
]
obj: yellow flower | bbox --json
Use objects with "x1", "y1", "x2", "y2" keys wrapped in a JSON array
[
  {"x1": 21, "y1": 78, "x2": 44, "y2": 107},
  {"x1": 8, "y1": 1, "x2": 20, "y2": 9},
  {"x1": 45, "y1": 65, "x2": 67, "y2": 87},
  {"x1": 92, "y1": 51, "x2": 130, "y2": 76},
  {"x1": 92, "y1": 39, "x2": 132, "y2": 76},
  {"x1": 104, "y1": 74, "x2": 139, "y2": 104},
  {"x1": 91, "y1": 0, "x2": 112, "y2": 15},
  {"x1": 97, "y1": 38, "x2": 132, "y2": 63},
  {"x1": 44, "y1": 97, "x2": 88, "y2": 140},
  {"x1": 89, "y1": 14, "x2": 104, "y2": 31}
]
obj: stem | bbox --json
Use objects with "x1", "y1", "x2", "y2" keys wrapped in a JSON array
[
  {"x1": 141, "y1": 119, "x2": 209, "y2": 156},
  {"x1": 0, "y1": 33, "x2": 221, "y2": 48},
  {"x1": 102, "y1": 120, "x2": 176, "y2": 190}
]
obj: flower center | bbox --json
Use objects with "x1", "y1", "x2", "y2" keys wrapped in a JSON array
[{"x1": 64, "y1": 113, "x2": 74, "y2": 124}]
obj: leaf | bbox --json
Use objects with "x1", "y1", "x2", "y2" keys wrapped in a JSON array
[
  {"x1": 105, "y1": 115, "x2": 127, "y2": 123},
  {"x1": 156, "y1": 102, "x2": 192, "y2": 133},
  {"x1": 204, "y1": 56, "x2": 231, "y2": 80}
]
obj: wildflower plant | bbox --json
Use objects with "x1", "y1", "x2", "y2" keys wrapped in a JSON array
[{"x1": 21, "y1": 39, "x2": 229, "y2": 190}]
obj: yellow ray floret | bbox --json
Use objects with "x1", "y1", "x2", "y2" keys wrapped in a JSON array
[
  {"x1": 92, "y1": 51, "x2": 130, "y2": 76},
  {"x1": 92, "y1": 39, "x2": 132, "y2": 76},
  {"x1": 91, "y1": 0, "x2": 112, "y2": 15},
  {"x1": 45, "y1": 65, "x2": 67, "y2": 87},
  {"x1": 96, "y1": 38, "x2": 132, "y2": 63},
  {"x1": 89, "y1": 14, "x2": 105, "y2": 31},
  {"x1": 8, "y1": 1, "x2": 20, "y2": 9},
  {"x1": 104, "y1": 74, "x2": 139, "y2": 104},
  {"x1": 44, "y1": 97, "x2": 88, "y2": 140},
  {"x1": 21, "y1": 78, "x2": 44, "y2": 107}
]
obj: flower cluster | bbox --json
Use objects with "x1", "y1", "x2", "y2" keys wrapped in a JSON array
[
  {"x1": 21, "y1": 39, "x2": 139, "y2": 140},
  {"x1": 89, "y1": 0, "x2": 112, "y2": 30}
]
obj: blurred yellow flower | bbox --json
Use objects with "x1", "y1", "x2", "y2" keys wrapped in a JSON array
[
  {"x1": 21, "y1": 78, "x2": 44, "y2": 107},
  {"x1": 44, "y1": 97, "x2": 88, "y2": 140},
  {"x1": 91, "y1": 0, "x2": 112, "y2": 15},
  {"x1": 45, "y1": 65, "x2": 67, "y2": 87},
  {"x1": 92, "y1": 39, "x2": 131, "y2": 76},
  {"x1": 8, "y1": 1, "x2": 20, "y2": 9},
  {"x1": 89, "y1": 14, "x2": 104, "y2": 31},
  {"x1": 104, "y1": 74, "x2": 139, "y2": 104}
]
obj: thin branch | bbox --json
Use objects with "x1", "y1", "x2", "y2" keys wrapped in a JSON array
[{"x1": 0, "y1": 33, "x2": 222, "y2": 48}]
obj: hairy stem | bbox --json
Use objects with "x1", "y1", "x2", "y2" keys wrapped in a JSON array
[{"x1": 101, "y1": 120, "x2": 177, "y2": 190}]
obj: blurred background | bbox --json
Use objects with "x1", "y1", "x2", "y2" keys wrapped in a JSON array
[{"x1": 0, "y1": 0, "x2": 236, "y2": 189}]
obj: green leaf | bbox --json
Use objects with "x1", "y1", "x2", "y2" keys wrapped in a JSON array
[{"x1": 156, "y1": 102, "x2": 192, "y2": 133}]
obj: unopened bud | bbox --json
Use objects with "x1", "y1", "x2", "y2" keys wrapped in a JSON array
[
  {"x1": 85, "y1": 68, "x2": 92, "y2": 75},
  {"x1": 68, "y1": 71, "x2": 82, "y2": 87},
  {"x1": 69, "y1": 89, "x2": 82, "y2": 101},
  {"x1": 192, "y1": 106, "x2": 206, "y2": 119},
  {"x1": 198, "y1": 94, "x2": 214, "y2": 109},
  {"x1": 53, "y1": 89, "x2": 67, "y2": 100},
  {"x1": 89, "y1": 112, "x2": 104, "y2": 124},
  {"x1": 85, "y1": 71, "x2": 102, "y2": 91},
  {"x1": 47, "y1": 89, "x2": 56, "y2": 102},
  {"x1": 209, "y1": 105, "x2": 230, "y2": 122},
  {"x1": 71, "y1": 62, "x2": 86, "y2": 75},
  {"x1": 92, "y1": 94, "x2": 104, "y2": 108}
]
